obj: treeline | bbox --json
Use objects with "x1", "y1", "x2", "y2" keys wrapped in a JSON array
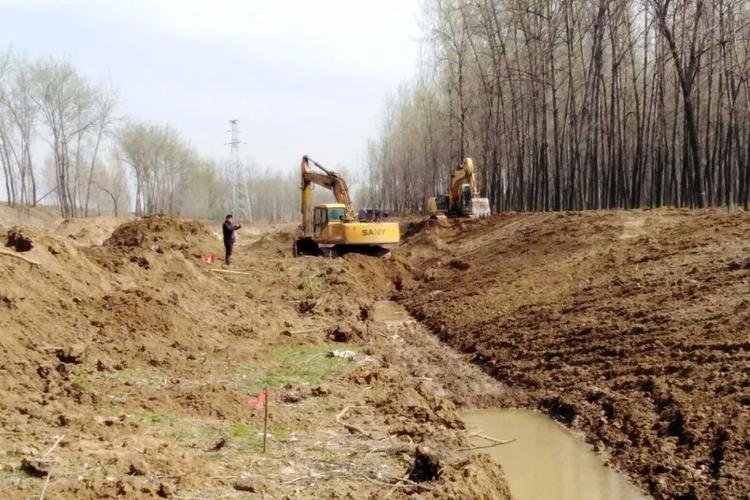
[
  {"x1": 118, "y1": 120, "x2": 302, "y2": 222},
  {"x1": 0, "y1": 50, "x2": 301, "y2": 222},
  {"x1": 0, "y1": 51, "x2": 122, "y2": 216},
  {"x1": 117, "y1": 120, "x2": 302, "y2": 222},
  {"x1": 364, "y1": 0, "x2": 750, "y2": 213}
]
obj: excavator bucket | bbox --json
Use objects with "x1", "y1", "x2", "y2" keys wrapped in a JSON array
[
  {"x1": 470, "y1": 197, "x2": 491, "y2": 218},
  {"x1": 293, "y1": 237, "x2": 321, "y2": 257}
]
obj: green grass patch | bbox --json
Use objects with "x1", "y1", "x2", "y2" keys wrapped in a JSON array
[
  {"x1": 106, "y1": 367, "x2": 165, "y2": 387},
  {"x1": 71, "y1": 375, "x2": 91, "y2": 391},
  {"x1": 237, "y1": 343, "x2": 361, "y2": 395},
  {"x1": 138, "y1": 414, "x2": 221, "y2": 449},
  {"x1": 295, "y1": 272, "x2": 323, "y2": 298},
  {"x1": 226, "y1": 424, "x2": 263, "y2": 453},
  {"x1": 228, "y1": 424, "x2": 294, "y2": 453},
  {"x1": 367, "y1": 385, "x2": 387, "y2": 404},
  {"x1": 204, "y1": 352, "x2": 223, "y2": 364},
  {"x1": 230, "y1": 422, "x2": 252, "y2": 438},
  {"x1": 136, "y1": 412, "x2": 295, "y2": 456},
  {"x1": 272, "y1": 426, "x2": 292, "y2": 440},
  {"x1": 144, "y1": 414, "x2": 179, "y2": 426}
]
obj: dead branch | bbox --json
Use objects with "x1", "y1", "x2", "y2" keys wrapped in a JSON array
[
  {"x1": 361, "y1": 473, "x2": 433, "y2": 492},
  {"x1": 209, "y1": 269, "x2": 252, "y2": 276},
  {"x1": 288, "y1": 327, "x2": 323, "y2": 335},
  {"x1": 360, "y1": 475, "x2": 409, "y2": 489},
  {"x1": 38, "y1": 467, "x2": 52, "y2": 500},
  {"x1": 383, "y1": 474, "x2": 427, "y2": 488},
  {"x1": 0, "y1": 249, "x2": 40, "y2": 266},
  {"x1": 336, "y1": 406, "x2": 372, "y2": 438},
  {"x1": 42, "y1": 435, "x2": 64, "y2": 458},
  {"x1": 385, "y1": 478, "x2": 405, "y2": 499},
  {"x1": 470, "y1": 432, "x2": 512, "y2": 444},
  {"x1": 281, "y1": 472, "x2": 327, "y2": 485},
  {"x1": 357, "y1": 442, "x2": 414, "y2": 458},
  {"x1": 173, "y1": 494, "x2": 236, "y2": 500},
  {"x1": 457, "y1": 438, "x2": 516, "y2": 452}
]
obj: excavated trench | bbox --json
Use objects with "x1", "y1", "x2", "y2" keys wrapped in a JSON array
[
  {"x1": 389, "y1": 211, "x2": 750, "y2": 499},
  {"x1": 371, "y1": 300, "x2": 650, "y2": 500}
]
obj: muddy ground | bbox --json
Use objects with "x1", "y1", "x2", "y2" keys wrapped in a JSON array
[
  {"x1": 396, "y1": 210, "x2": 750, "y2": 499},
  {"x1": 0, "y1": 214, "x2": 510, "y2": 499},
  {"x1": 2, "y1": 209, "x2": 748, "y2": 499}
]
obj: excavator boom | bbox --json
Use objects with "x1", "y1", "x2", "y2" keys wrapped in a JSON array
[
  {"x1": 449, "y1": 157, "x2": 479, "y2": 205},
  {"x1": 300, "y1": 155, "x2": 356, "y2": 238}
]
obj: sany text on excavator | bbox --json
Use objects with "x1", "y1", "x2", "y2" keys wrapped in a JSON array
[
  {"x1": 293, "y1": 155, "x2": 400, "y2": 258},
  {"x1": 427, "y1": 157, "x2": 491, "y2": 219}
]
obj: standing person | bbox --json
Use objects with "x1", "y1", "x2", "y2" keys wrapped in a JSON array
[{"x1": 222, "y1": 214, "x2": 241, "y2": 266}]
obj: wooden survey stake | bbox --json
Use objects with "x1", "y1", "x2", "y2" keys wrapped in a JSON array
[{"x1": 262, "y1": 387, "x2": 269, "y2": 453}]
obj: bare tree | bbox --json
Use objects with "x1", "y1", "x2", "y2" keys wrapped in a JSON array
[
  {"x1": 93, "y1": 154, "x2": 129, "y2": 217},
  {"x1": 0, "y1": 50, "x2": 38, "y2": 206},
  {"x1": 84, "y1": 84, "x2": 119, "y2": 216},
  {"x1": 30, "y1": 58, "x2": 100, "y2": 217},
  {"x1": 365, "y1": 0, "x2": 750, "y2": 212}
]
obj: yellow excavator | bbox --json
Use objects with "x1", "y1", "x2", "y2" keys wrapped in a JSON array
[
  {"x1": 427, "y1": 157, "x2": 490, "y2": 219},
  {"x1": 293, "y1": 155, "x2": 400, "y2": 258}
]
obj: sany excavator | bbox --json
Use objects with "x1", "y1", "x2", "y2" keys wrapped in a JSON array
[
  {"x1": 427, "y1": 157, "x2": 491, "y2": 219},
  {"x1": 293, "y1": 155, "x2": 400, "y2": 258}
]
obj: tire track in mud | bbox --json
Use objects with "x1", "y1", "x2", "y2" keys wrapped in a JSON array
[{"x1": 371, "y1": 301, "x2": 505, "y2": 409}]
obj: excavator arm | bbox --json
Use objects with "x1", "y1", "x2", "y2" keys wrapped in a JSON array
[
  {"x1": 428, "y1": 156, "x2": 489, "y2": 218},
  {"x1": 300, "y1": 155, "x2": 356, "y2": 237},
  {"x1": 449, "y1": 157, "x2": 478, "y2": 209}
]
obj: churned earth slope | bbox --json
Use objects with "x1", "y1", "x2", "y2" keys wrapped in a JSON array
[{"x1": 396, "y1": 209, "x2": 750, "y2": 500}]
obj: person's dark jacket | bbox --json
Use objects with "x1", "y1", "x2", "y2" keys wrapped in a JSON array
[{"x1": 223, "y1": 220, "x2": 240, "y2": 244}]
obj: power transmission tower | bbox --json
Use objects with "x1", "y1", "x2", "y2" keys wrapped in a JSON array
[{"x1": 226, "y1": 119, "x2": 252, "y2": 221}]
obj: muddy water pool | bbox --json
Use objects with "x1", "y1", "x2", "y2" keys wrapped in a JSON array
[{"x1": 462, "y1": 409, "x2": 651, "y2": 500}]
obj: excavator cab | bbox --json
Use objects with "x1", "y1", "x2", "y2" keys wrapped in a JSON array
[
  {"x1": 313, "y1": 207, "x2": 326, "y2": 237},
  {"x1": 313, "y1": 204, "x2": 347, "y2": 237},
  {"x1": 427, "y1": 194, "x2": 450, "y2": 219},
  {"x1": 435, "y1": 195, "x2": 450, "y2": 212}
]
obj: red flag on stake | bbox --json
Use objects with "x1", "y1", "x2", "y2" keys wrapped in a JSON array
[
  {"x1": 246, "y1": 388, "x2": 270, "y2": 453},
  {"x1": 247, "y1": 389, "x2": 267, "y2": 409}
]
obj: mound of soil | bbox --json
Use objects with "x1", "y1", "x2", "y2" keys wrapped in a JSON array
[
  {"x1": 397, "y1": 209, "x2": 750, "y2": 499},
  {"x1": 105, "y1": 214, "x2": 215, "y2": 252},
  {"x1": 55, "y1": 217, "x2": 128, "y2": 246},
  {"x1": 246, "y1": 228, "x2": 296, "y2": 257}
]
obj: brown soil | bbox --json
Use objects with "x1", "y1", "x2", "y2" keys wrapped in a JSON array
[
  {"x1": 0, "y1": 214, "x2": 509, "y2": 499},
  {"x1": 5, "y1": 208, "x2": 745, "y2": 499},
  {"x1": 396, "y1": 209, "x2": 750, "y2": 499}
]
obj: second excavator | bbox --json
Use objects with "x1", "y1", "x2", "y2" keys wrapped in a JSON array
[
  {"x1": 293, "y1": 155, "x2": 400, "y2": 258},
  {"x1": 427, "y1": 157, "x2": 491, "y2": 219}
]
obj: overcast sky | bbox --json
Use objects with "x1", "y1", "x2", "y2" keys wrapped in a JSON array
[{"x1": 0, "y1": 0, "x2": 422, "y2": 175}]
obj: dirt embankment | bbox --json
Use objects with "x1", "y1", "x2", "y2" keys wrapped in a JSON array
[
  {"x1": 395, "y1": 210, "x2": 750, "y2": 499},
  {"x1": 0, "y1": 214, "x2": 510, "y2": 498}
]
